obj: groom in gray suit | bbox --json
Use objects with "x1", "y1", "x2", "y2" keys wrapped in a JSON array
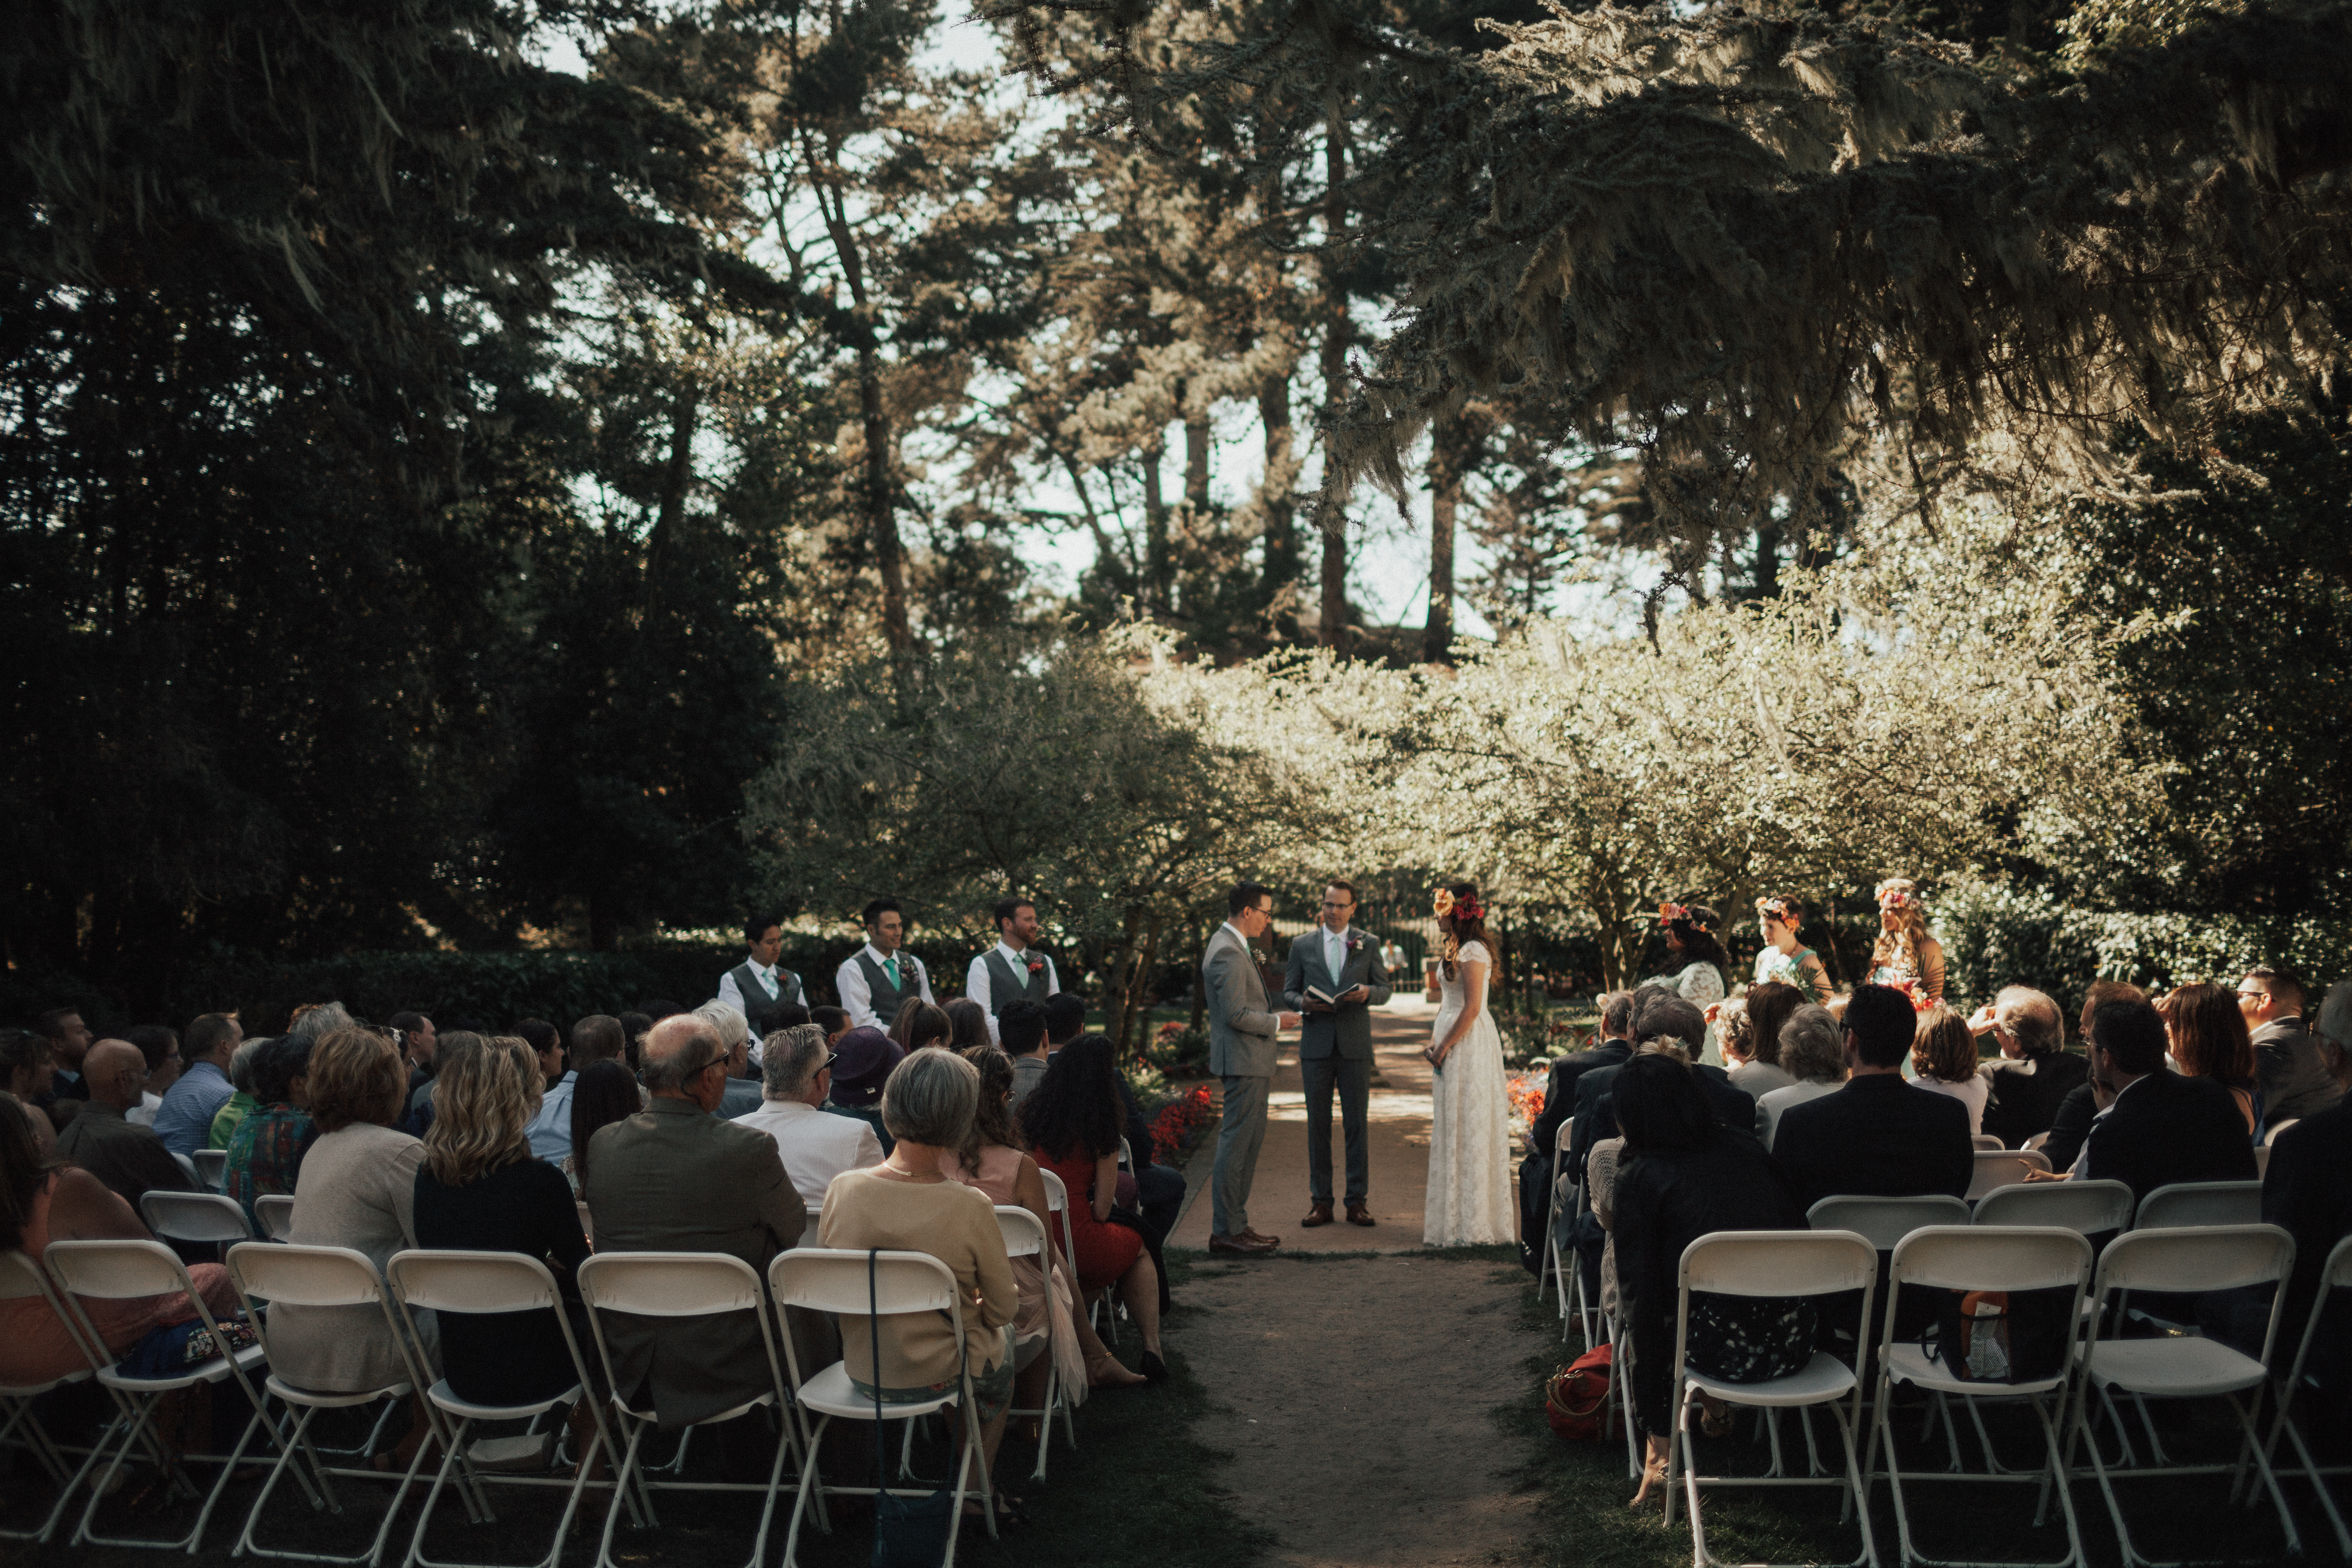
[
  {"x1": 1204, "y1": 881, "x2": 1299, "y2": 1256},
  {"x1": 1283, "y1": 879, "x2": 1392, "y2": 1227}
]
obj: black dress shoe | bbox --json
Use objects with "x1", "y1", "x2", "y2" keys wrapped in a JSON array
[{"x1": 1140, "y1": 1351, "x2": 1169, "y2": 1384}]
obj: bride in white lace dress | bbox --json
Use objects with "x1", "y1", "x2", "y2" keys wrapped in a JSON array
[{"x1": 1423, "y1": 883, "x2": 1515, "y2": 1245}]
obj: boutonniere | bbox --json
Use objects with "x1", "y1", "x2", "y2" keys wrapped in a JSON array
[
  {"x1": 1344, "y1": 933, "x2": 1363, "y2": 953},
  {"x1": 1025, "y1": 956, "x2": 1046, "y2": 976}
]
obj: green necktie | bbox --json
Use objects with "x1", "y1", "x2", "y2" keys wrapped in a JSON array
[{"x1": 884, "y1": 955, "x2": 900, "y2": 989}]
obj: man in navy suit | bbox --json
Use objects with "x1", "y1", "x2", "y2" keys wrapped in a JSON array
[
  {"x1": 1517, "y1": 990, "x2": 1634, "y2": 1273},
  {"x1": 1773, "y1": 984, "x2": 1973, "y2": 1210},
  {"x1": 2073, "y1": 996, "x2": 2256, "y2": 1203}
]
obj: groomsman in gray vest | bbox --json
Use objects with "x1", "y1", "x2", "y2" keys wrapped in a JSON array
[
  {"x1": 717, "y1": 918, "x2": 805, "y2": 1030},
  {"x1": 966, "y1": 897, "x2": 1060, "y2": 1045},
  {"x1": 1283, "y1": 879, "x2": 1391, "y2": 1227},
  {"x1": 1205, "y1": 881, "x2": 1300, "y2": 1256},
  {"x1": 835, "y1": 897, "x2": 934, "y2": 1029}
]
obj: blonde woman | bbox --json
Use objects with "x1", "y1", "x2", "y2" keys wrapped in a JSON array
[
  {"x1": 1911, "y1": 1003, "x2": 1988, "y2": 1137},
  {"x1": 1753, "y1": 896, "x2": 1833, "y2": 1004},
  {"x1": 411, "y1": 1035, "x2": 598, "y2": 1459},
  {"x1": 1868, "y1": 879, "x2": 1944, "y2": 1004}
]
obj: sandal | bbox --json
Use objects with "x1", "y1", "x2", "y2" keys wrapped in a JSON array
[
  {"x1": 1699, "y1": 1400, "x2": 1733, "y2": 1440},
  {"x1": 1629, "y1": 1454, "x2": 1669, "y2": 1510}
]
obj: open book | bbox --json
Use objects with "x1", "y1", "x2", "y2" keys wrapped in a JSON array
[{"x1": 1302, "y1": 985, "x2": 1342, "y2": 1005}]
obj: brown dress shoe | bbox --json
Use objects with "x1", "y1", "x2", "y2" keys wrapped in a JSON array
[
  {"x1": 1301, "y1": 1204, "x2": 1335, "y2": 1227},
  {"x1": 1346, "y1": 1202, "x2": 1376, "y2": 1227},
  {"x1": 1239, "y1": 1228, "x2": 1283, "y2": 1248},
  {"x1": 1209, "y1": 1233, "x2": 1274, "y2": 1255}
]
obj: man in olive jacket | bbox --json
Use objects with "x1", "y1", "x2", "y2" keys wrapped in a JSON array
[{"x1": 584, "y1": 1015, "x2": 805, "y2": 1429}]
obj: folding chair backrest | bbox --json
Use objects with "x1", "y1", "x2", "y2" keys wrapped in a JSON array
[
  {"x1": 1972, "y1": 1179, "x2": 2134, "y2": 1236},
  {"x1": 2326, "y1": 1233, "x2": 2352, "y2": 1294},
  {"x1": 386, "y1": 1248, "x2": 560, "y2": 1315},
  {"x1": 577, "y1": 1200, "x2": 595, "y2": 1244},
  {"x1": 1967, "y1": 1148, "x2": 2051, "y2": 1199},
  {"x1": 192, "y1": 1148, "x2": 228, "y2": 1190},
  {"x1": 577, "y1": 1252, "x2": 765, "y2": 1317},
  {"x1": 1807, "y1": 1194, "x2": 1971, "y2": 1251},
  {"x1": 2253, "y1": 1146, "x2": 2271, "y2": 1179},
  {"x1": 2024, "y1": 1130, "x2": 2051, "y2": 1151},
  {"x1": 995, "y1": 1206, "x2": 1048, "y2": 1261},
  {"x1": 1037, "y1": 1167, "x2": 1070, "y2": 1218},
  {"x1": 0, "y1": 1250, "x2": 102, "y2": 1383},
  {"x1": 45, "y1": 1237, "x2": 198, "y2": 1301},
  {"x1": 2265, "y1": 1117, "x2": 2299, "y2": 1147},
  {"x1": 1889, "y1": 1225, "x2": 2092, "y2": 1295},
  {"x1": 255, "y1": 1193, "x2": 296, "y2": 1239},
  {"x1": 171, "y1": 1151, "x2": 203, "y2": 1187},
  {"x1": 1972, "y1": 1134, "x2": 2006, "y2": 1151},
  {"x1": 139, "y1": 1190, "x2": 255, "y2": 1244},
  {"x1": 1682, "y1": 1230, "x2": 1877, "y2": 1298},
  {"x1": 225, "y1": 1242, "x2": 386, "y2": 1309},
  {"x1": 766, "y1": 1248, "x2": 959, "y2": 1316},
  {"x1": 2135, "y1": 1180, "x2": 2261, "y2": 1230},
  {"x1": 2094, "y1": 1224, "x2": 2292, "y2": 1297}
]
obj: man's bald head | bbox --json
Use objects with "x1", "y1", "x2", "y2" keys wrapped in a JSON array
[
  {"x1": 83, "y1": 1039, "x2": 147, "y2": 1110},
  {"x1": 642, "y1": 1015, "x2": 726, "y2": 1096}
]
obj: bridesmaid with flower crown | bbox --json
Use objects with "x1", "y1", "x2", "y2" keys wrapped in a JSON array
[
  {"x1": 1868, "y1": 878, "x2": 1945, "y2": 1005},
  {"x1": 1752, "y1": 895, "x2": 1834, "y2": 1005},
  {"x1": 1423, "y1": 884, "x2": 1515, "y2": 1245}
]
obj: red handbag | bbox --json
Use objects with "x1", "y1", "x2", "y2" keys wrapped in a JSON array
[{"x1": 1544, "y1": 1343, "x2": 1615, "y2": 1440}]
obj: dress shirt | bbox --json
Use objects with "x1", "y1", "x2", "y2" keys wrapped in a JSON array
[
  {"x1": 127, "y1": 1091, "x2": 163, "y2": 1127},
  {"x1": 733, "y1": 1098, "x2": 885, "y2": 1206},
  {"x1": 834, "y1": 942, "x2": 935, "y2": 1029},
  {"x1": 525, "y1": 1070, "x2": 578, "y2": 1163},
  {"x1": 1324, "y1": 924, "x2": 1349, "y2": 989},
  {"x1": 152, "y1": 1060, "x2": 236, "y2": 1155},
  {"x1": 965, "y1": 942, "x2": 1061, "y2": 1043},
  {"x1": 717, "y1": 961, "x2": 783, "y2": 1020}
]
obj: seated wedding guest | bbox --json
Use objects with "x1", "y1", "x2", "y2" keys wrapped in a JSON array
[
  {"x1": 827, "y1": 1027, "x2": 904, "y2": 1154},
  {"x1": 1016, "y1": 1036, "x2": 1167, "y2": 1380},
  {"x1": 947, "y1": 1046, "x2": 1136, "y2": 1409},
  {"x1": 3, "y1": 1030, "x2": 53, "y2": 1107},
  {"x1": 583, "y1": 1014, "x2": 802, "y2": 1470},
  {"x1": 272, "y1": 1027, "x2": 435, "y2": 1468},
  {"x1": 1000, "y1": 1000, "x2": 1052, "y2": 1112},
  {"x1": 812, "y1": 1005, "x2": 850, "y2": 1047},
  {"x1": 1581, "y1": 1133, "x2": 1626, "y2": 1325},
  {"x1": 1773, "y1": 984, "x2": 1972, "y2": 1209},
  {"x1": 736, "y1": 1023, "x2": 884, "y2": 1205},
  {"x1": 412, "y1": 1033, "x2": 600, "y2": 1463},
  {"x1": 1755, "y1": 1004, "x2": 1847, "y2": 1150},
  {"x1": 1612, "y1": 1053, "x2": 1811, "y2": 1508},
  {"x1": 527, "y1": 1015, "x2": 624, "y2": 1165},
  {"x1": 562, "y1": 1059, "x2": 642, "y2": 1193},
  {"x1": 223, "y1": 1033, "x2": 323, "y2": 1230},
  {"x1": 389, "y1": 1011, "x2": 435, "y2": 1096},
  {"x1": 944, "y1": 998, "x2": 991, "y2": 1052},
  {"x1": 2159, "y1": 982, "x2": 2263, "y2": 1135},
  {"x1": 2242, "y1": 965, "x2": 2344, "y2": 1127},
  {"x1": 617, "y1": 1010, "x2": 652, "y2": 1072},
  {"x1": 1911, "y1": 1002, "x2": 1988, "y2": 1137},
  {"x1": 2072, "y1": 996, "x2": 2255, "y2": 1201},
  {"x1": 2040, "y1": 981, "x2": 2146, "y2": 1172},
  {"x1": 1973, "y1": 986, "x2": 2086, "y2": 1149},
  {"x1": 209, "y1": 1036, "x2": 270, "y2": 1150},
  {"x1": 1044, "y1": 993, "x2": 1086, "y2": 1056},
  {"x1": 54, "y1": 1038, "x2": 202, "y2": 1211},
  {"x1": 36, "y1": 1007, "x2": 94, "y2": 1103},
  {"x1": 123, "y1": 1025, "x2": 181, "y2": 1125},
  {"x1": 692, "y1": 1002, "x2": 765, "y2": 1119},
  {"x1": 819, "y1": 1049, "x2": 1019, "y2": 1522},
  {"x1": 1720, "y1": 988, "x2": 1798, "y2": 1101},
  {"x1": 1520, "y1": 991, "x2": 1635, "y2": 1275},
  {"x1": 0, "y1": 1091, "x2": 244, "y2": 1389},
  {"x1": 2258, "y1": 981, "x2": 2352, "y2": 1415},
  {"x1": 153, "y1": 1013, "x2": 240, "y2": 1155},
  {"x1": 889, "y1": 999, "x2": 954, "y2": 1056},
  {"x1": 1576, "y1": 996, "x2": 1753, "y2": 1159}
]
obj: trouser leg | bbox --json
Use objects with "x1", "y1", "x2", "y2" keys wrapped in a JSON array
[
  {"x1": 1337, "y1": 1054, "x2": 1371, "y2": 1204},
  {"x1": 1301, "y1": 1054, "x2": 1337, "y2": 1206},
  {"x1": 1133, "y1": 1164, "x2": 1184, "y2": 1245},
  {"x1": 1211, "y1": 1074, "x2": 1270, "y2": 1235}
]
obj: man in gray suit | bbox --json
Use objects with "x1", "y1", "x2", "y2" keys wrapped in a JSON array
[
  {"x1": 1204, "y1": 881, "x2": 1299, "y2": 1255},
  {"x1": 1283, "y1": 879, "x2": 1391, "y2": 1227},
  {"x1": 2241, "y1": 965, "x2": 2345, "y2": 1126}
]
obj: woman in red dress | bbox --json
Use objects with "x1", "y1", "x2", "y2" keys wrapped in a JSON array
[{"x1": 1016, "y1": 1036, "x2": 1167, "y2": 1382}]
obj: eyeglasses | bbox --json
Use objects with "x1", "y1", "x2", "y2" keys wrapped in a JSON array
[{"x1": 2236, "y1": 989, "x2": 2267, "y2": 1000}]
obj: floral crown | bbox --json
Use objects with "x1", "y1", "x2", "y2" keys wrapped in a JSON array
[
  {"x1": 1756, "y1": 896, "x2": 1800, "y2": 923},
  {"x1": 1878, "y1": 888, "x2": 1912, "y2": 910},
  {"x1": 1657, "y1": 902, "x2": 1690, "y2": 928},
  {"x1": 1433, "y1": 888, "x2": 1484, "y2": 922}
]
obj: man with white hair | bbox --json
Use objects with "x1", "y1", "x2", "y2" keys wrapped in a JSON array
[
  {"x1": 733, "y1": 1023, "x2": 883, "y2": 1205},
  {"x1": 692, "y1": 1001, "x2": 765, "y2": 1119},
  {"x1": 1972, "y1": 984, "x2": 2090, "y2": 1149}
]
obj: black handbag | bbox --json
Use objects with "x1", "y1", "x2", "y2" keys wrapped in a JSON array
[
  {"x1": 868, "y1": 1249, "x2": 957, "y2": 1568},
  {"x1": 1922, "y1": 1286, "x2": 2073, "y2": 1384}
]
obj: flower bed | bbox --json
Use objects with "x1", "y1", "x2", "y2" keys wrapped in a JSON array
[
  {"x1": 1506, "y1": 1072, "x2": 1547, "y2": 1132},
  {"x1": 1146, "y1": 1084, "x2": 1216, "y2": 1159}
]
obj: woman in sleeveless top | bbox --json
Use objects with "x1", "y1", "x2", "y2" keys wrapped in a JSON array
[
  {"x1": 1752, "y1": 896, "x2": 1833, "y2": 1004},
  {"x1": 1, "y1": 1092, "x2": 241, "y2": 1389},
  {"x1": 1424, "y1": 883, "x2": 1515, "y2": 1245},
  {"x1": 1868, "y1": 879, "x2": 1945, "y2": 1004}
]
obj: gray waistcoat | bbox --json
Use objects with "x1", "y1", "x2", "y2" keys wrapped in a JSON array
[
  {"x1": 855, "y1": 950, "x2": 919, "y2": 1024},
  {"x1": 727, "y1": 961, "x2": 802, "y2": 1021},
  {"x1": 980, "y1": 949, "x2": 1051, "y2": 1017}
]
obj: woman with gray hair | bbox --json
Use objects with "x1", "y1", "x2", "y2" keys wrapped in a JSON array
[
  {"x1": 207, "y1": 1035, "x2": 271, "y2": 1149},
  {"x1": 1754, "y1": 1004, "x2": 1848, "y2": 1150},
  {"x1": 817, "y1": 1048, "x2": 1020, "y2": 1523}
]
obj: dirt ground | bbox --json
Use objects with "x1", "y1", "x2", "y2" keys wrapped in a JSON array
[{"x1": 1179, "y1": 1253, "x2": 1543, "y2": 1568}]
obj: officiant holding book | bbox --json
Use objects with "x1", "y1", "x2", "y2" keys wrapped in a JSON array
[{"x1": 1284, "y1": 880, "x2": 1392, "y2": 1227}]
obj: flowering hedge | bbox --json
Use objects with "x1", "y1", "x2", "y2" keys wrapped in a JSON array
[{"x1": 1146, "y1": 1085, "x2": 1216, "y2": 1159}]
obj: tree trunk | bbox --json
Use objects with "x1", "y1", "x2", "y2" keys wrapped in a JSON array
[
  {"x1": 816, "y1": 174, "x2": 909, "y2": 650},
  {"x1": 1142, "y1": 444, "x2": 1170, "y2": 615},
  {"x1": 1184, "y1": 415, "x2": 1211, "y2": 509},
  {"x1": 1426, "y1": 430, "x2": 1460, "y2": 665},
  {"x1": 1188, "y1": 922, "x2": 1208, "y2": 1031},
  {"x1": 1124, "y1": 911, "x2": 1165, "y2": 1058},
  {"x1": 1104, "y1": 903, "x2": 1145, "y2": 1048},
  {"x1": 1751, "y1": 516, "x2": 1782, "y2": 599},
  {"x1": 1259, "y1": 375, "x2": 1297, "y2": 609},
  {"x1": 1318, "y1": 126, "x2": 1351, "y2": 653}
]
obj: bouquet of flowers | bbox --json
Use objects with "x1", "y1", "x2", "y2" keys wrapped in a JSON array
[{"x1": 1507, "y1": 1072, "x2": 1547, "y2": 1128}]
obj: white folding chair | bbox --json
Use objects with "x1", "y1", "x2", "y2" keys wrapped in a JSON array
[
  {"x1": 575, "y1": 1252, "x2": 802, "y2": 1568},
  {"x1": 385, "y1": 1249, "x2": 638, "y2": 1568},
  {"x1": 1972, "y1": 1134, "x2": 2007, "y2": 1152},
  {"x1": 139, "y1": 1190, "x2": 255, "y2": 1249},
  {"x1": 258, "y1": 1193, "x2": 299, "y2": 1240},
  {"x1": 1663, "y1": 1231, "x2": 1879, "y2": 1568},
  {"x1": 2024, "y1": 1130, "x2": 2052, "y2": 1151},
  {"x1": 1808, "y1": 1193, "x2": 1974, "y2": 1254},
  {"x1": 2263, "y1": 1233, "x2": 2352, "y2": 1558},
  {"x1": 172, "y1": 1151, "x2": 205, "y2": 1187},
  {"x1": 0, "y1": 1249, "x2": 109, "y2": 1543},
  {"x1": 2065, "y1": 1224, "x2": 2302, "y2": 1566},
  {"x1": 2134, "y1": 1181, "x2": 2262, "y2": 1231},
  {"x1": 192, "y1": 1148, "x2": 228, "y2": 1191},
  {"x1": 1973, "y1": 1181, "x2": 2135, "y2": 1237},
  {"x1": 575, "y1": 1201, "x2": 593, "y2": 1245},
  {"x1": 1871, "y1": 1226, "x2": 2094, "y2": 1568},
  {"x1": 2252, "y1": 1146, "x2": 2271, "y2": 1180},
  {"x1": 2264, "y1": 1117, "x2": 2300, "y2": 1147},
  {"x1": 994, "y1": 1206, "x2": 1076, "y2": 1480},
  {"x1": 45, "y1": 1237, "x2": 293, "y2": 1553},
  {"x1": 768, "y1": 1249, "x2": 997, "y2": 1568},
  {"x1": 1037, "y1": 1166, "x2": 1099, "y2": 1336},
  {"x1": 226, "y1": 1242, "x2": 443, "y2": 1567},
  {"x1": 1967, "y1": 1148, "x2": 2052, "y2": 1200}
]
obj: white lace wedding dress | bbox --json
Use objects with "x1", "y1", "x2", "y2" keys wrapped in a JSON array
[{"x1": 1424, "y1": 941, "x2": 1515, "y2": 1245}]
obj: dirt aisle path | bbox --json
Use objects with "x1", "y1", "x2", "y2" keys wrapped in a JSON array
[{"x1": 1177, "y1": 1253, "x2": 1543, "y2": 1568}]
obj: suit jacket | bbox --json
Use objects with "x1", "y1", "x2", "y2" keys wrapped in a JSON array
[
  {"x1": 1575, "y1": 1058, "x2": 1754, "y2": 1160},
  {"x1": 2252, "y1": 1019, "x2": 2345, "y2": 1127},
  {"x1": 1772, "y1": 1073, "x2": 1974, "y2": 1211},
  {"x1": 2078, "y1": 1069, "x2": 2257, "y2": 1204},
  {"x1": 2262, "y1": 1100, "x2": 2352, "y2": 1370},
  {"x1": 1282, "y1": 927, "x2": 1392, "y2": 1061},
  {"x1": 1532, "y1": 1040, "x2": 1632, "y2": 1157},
  {"x1": 1204, "y1": 924, "x2": 1282, "y2": 1078},
  {"x1": 582, "y1": 1096, "x2": 805, "y2": 1425},
  {"x1": 2042, "y1": 1082, "x2": 2099, "y2": 1174},
  {"x1": 55, "y1": 1100, "x2": 201, "y2": 1210},
  {"x1": 1980, "y1": 1051, "x2": 2092, "y2": 1151}
]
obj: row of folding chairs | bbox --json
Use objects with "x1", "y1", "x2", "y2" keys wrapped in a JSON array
[{"x1": 2, "y1": 1215, "x2": 1078, "y2": 1568}]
